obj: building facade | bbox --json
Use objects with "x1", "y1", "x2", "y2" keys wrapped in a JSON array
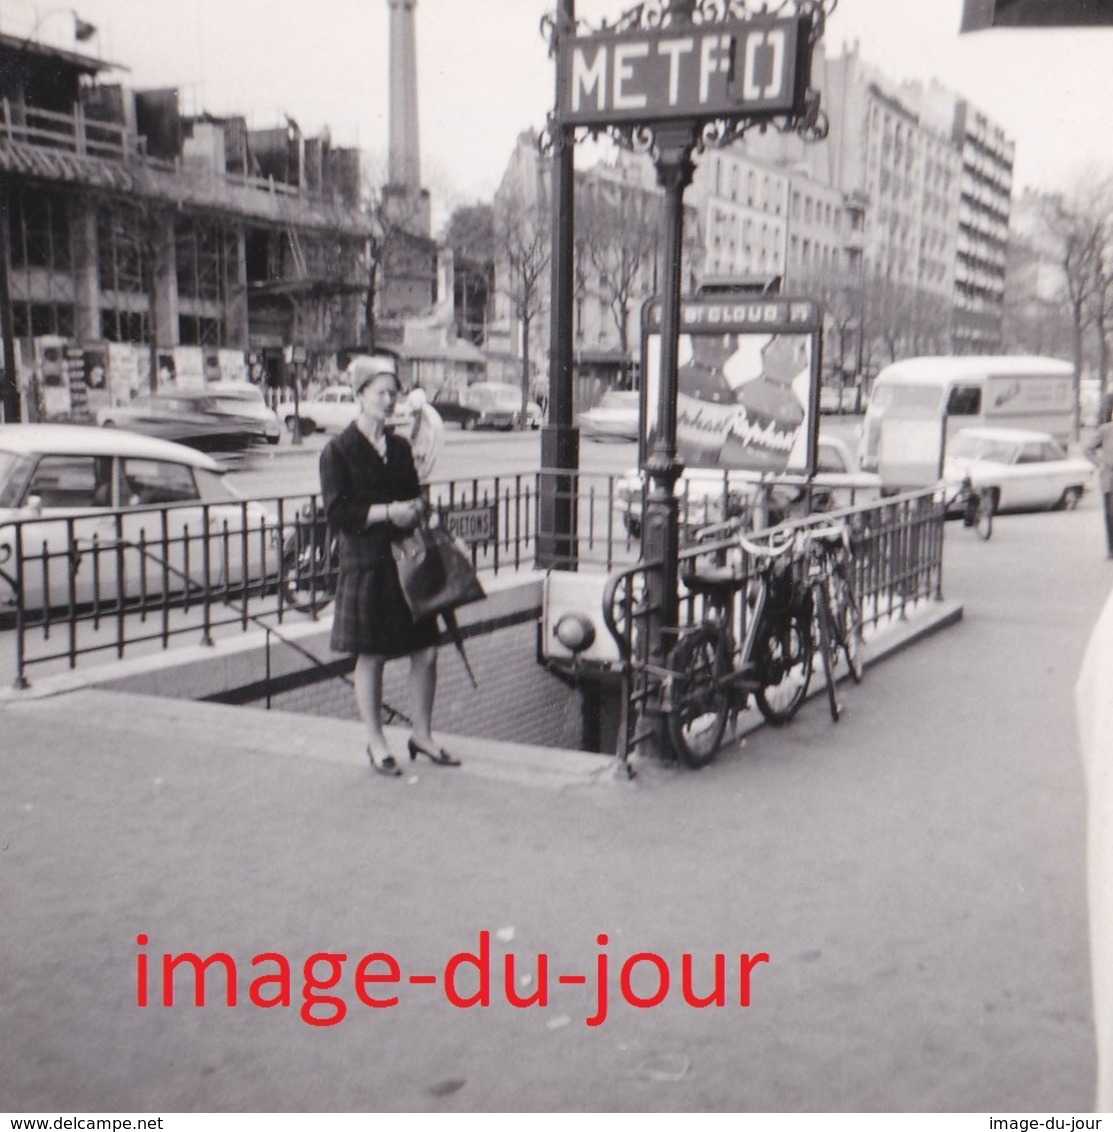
[{"x1": 0, "y1": 31, "x2": 374, "y2": 419}]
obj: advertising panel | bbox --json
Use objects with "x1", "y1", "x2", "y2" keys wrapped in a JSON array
[
  {"x1": 173, "y1": 346, "x2": 205, "y2": 391},
  {"x1": 641, "y1": 296, "x2": 822, "y2": 476},
  {"x1": 107, "y1": 343, "x2": 140, "y2": 405},
  {"x1": 218, "y1": 348, "x2": 248, "y2": 384}
]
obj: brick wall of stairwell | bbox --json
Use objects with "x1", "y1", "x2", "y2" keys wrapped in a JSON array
[
  {"x1": 264, "y1": 619, "x2": 586, "y2": 750},
  {"x1": 92, "y1": 577, "x2": 624, "y2": 753}
]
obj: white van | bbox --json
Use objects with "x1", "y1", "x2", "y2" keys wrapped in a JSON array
[{"x1": 858, "y1": 355, "x2": 1075, "y2": 488}]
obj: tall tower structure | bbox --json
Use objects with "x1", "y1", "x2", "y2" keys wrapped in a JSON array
[{"x1": 384, "y1": 0, "x2": 430, "y2": 237}]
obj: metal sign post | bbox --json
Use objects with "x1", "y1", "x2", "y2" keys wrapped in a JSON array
[
  {"x1": 538, "y1": 0, "x2": 579, "y2": 570},
  {"x1": 542, "y1": 0, "x2": 829, "y2": 752}
]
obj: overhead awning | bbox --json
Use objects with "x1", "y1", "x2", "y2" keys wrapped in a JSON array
[{"x1": 0, "y1": 140, "x2": 135, "y2": 190}]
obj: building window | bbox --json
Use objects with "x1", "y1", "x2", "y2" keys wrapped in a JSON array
[
  {"x1": 179, "y1": 315, "x2": 223, "y2": 346},
  {"x1": 97, "y1": 207, "x2": 147, "y2": 295},
  {"x1": 9, "y1": 189, "x2": 73, "y2": 271},
  {"x1": 100, "y1": 309, "x2": 149, "y2": 344},
  {"x1": 12, "y1": 302, "x2": 75, "y2": 339}
]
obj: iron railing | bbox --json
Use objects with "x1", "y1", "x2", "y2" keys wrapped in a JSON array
[
  {"x1": 0, "y1": 470, "x2": 906, "y2": 689},
  {"x1": 602, "y1": 488, "x2": 945, "y2": 761}
]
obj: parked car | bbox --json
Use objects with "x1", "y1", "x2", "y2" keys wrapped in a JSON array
[
  {"x1": 457, "y1": 382, "x2": 543, "y2": 430},
  {"x1": 941, "y1": 426, "x2": 1094, "y2": 514},
  {"x1": 576, "y1": 390, "x2": 640, "y2": 442},
  {"x1": 615, "y1": 436, "x2": 882, "y2": 536},
  {"x1": 0, "y1": 424, "x2": 279, "y2": 618},
  {"x1": 274, "y1": 384, "x2": 360, "y2": 435},
  {"x1": 205, "y1": 381, "x2": 281, "y2": 445},
  {"x1": 95, "y1": 391, "x2": 260, "y2": 455},
  {"x1": 432, "y1": 387, "x2": 483, "y2": 430}
]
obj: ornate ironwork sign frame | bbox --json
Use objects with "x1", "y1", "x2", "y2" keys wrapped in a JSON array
[{"x1": 541, "y1": 0, "x2": 836, "y2": 157}]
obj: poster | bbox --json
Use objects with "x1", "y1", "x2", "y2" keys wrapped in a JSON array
[{"x1": 641, "y1": 296, "x2": 822, "y2": 477}]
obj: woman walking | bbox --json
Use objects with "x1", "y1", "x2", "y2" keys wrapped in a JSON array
[{"x1": 319, "y1": 355, "x2": 459, "y2": 776}]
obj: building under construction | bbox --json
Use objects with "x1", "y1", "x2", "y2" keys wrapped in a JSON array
[{"x1": 0, "y1": 28, "x2": 375, "y2": 418}]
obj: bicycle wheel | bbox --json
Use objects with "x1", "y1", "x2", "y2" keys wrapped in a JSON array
[
  {"x1": 974, "y1": 488, "x2": 995, "y2": 540},
  {"x1": 754, "y1": 609, "x2": 812, "y2": 726},
  {"x1": 814, "y1": 586, "x2": 840, "y2": 722},
  {"x1": 666, "y1": 627, "x2": 730, "y2": 768},
  {"x1": 831, "y1": 566, "x2": 864, "y2": 684},
  {"x1": 282, "y1": 529, "x2": 338, "y2": 611}
]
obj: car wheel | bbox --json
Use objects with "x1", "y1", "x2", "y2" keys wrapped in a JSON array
[
  {"x1": 1058, "y1": 486, "x2": 1082, "y2": 511},
  {"x1": 462, "y1": 416, "x2": 476, "y2": 432},
  {"x1": 101, "y1": 419, "x2": 116, "y2": 428},
  {"x1": 266, "y1": 434, "x2": 280, "y2": 446}
]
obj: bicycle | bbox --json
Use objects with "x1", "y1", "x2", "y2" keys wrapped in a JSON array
[
  {"x1": 664, "y1": 525, "x2": 814, "y2": 768},
  {"x1": 801, "y1": 523, "x2": 865, "y2": 722}
]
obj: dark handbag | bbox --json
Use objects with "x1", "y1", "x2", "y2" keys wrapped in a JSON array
[{"x1": 391, "y1": 522, "x2": 486, "y2": 622}]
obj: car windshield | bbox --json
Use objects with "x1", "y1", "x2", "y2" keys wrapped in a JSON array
[
  {"x1": 869, "y1": 383, "x2": 943, "y2": 412},
  {"x1": 0, "y1": 450, "x2": 34, "y2": 507},
  {"x1": 948, "y1": 435, "x2": 1017, "y2": 463},
  {"x1": 472, "y1": 385, "x2": 519, "y2": 407}
]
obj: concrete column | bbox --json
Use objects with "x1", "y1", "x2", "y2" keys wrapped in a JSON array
[
  {"x1": 71, "y1": 202, "x2": 99, "y2": 343},
  {"x1": 152, "y1": 211, "x2": 176, "y2": 347},
  {"x1": 226, "y1": 222, "x2": 249, "y2": 347}
]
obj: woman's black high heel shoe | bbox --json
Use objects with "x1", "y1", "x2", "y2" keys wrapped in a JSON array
[
  {"x1": 408, "y1": 738, "x2": 461, "y2": 767},
  {"x1": 367, "y1": 746, "x2": 403, "y2": 777}
]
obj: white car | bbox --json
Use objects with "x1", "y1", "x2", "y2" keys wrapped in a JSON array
[
  {"x1": 0, "y1": 424, "x2": 280, "y2": 618},
  {"x1": 206, "y1": 381, "x2": 281, "y2": 445},
  {"x1": 462, "y1": 382, "x2": 543, "y2": 430},
  {"x1": 616, "y1": 436, "x2": 883, "y2": 536},
  {"x1": 942, "y1": 426, "x2": 1094, "y2": 514},
  {"x1": 275, "y1": 384, "x2": 361, "y2": 435},
  {"x1": 576, "y1": 390, "x2": 640, "y2": 442}
]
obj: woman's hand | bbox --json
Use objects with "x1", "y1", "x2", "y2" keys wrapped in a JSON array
[{"x1": 386, "y1": 498, "x2": 425, "y2": 530}]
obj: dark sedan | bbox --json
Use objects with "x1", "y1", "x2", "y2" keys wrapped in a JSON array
[
  {"x1": 431, "y1": 387, "x2": 482, "y2": 430},
  {"x1": 95, "y1": 392, "x2": 262, "y2": 455}
]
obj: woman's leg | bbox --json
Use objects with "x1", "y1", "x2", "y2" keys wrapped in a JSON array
[
  {"x1": 408, "y1": 645, "x2": 438, "y2": 746},
  {"x1": 353, "y1": 653, "x2": 391, "y2": 756}
]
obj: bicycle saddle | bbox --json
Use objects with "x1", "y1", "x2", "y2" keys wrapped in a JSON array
[{"x1": 680, "y1": 566, "x2": 742, "y2": 598}]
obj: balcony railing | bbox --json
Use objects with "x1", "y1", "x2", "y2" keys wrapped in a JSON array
[{"x1": 0, "y1": 98, "x2": 139, "y2": 160}]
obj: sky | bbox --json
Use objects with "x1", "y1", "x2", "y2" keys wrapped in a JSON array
[{"x1": 8, "y1": 0, "x2": 1113, "y2": 223}]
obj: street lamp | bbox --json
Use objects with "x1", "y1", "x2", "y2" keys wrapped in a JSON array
[{"x1": 19, "y1": 8, "x2": 98, "y2": 44}]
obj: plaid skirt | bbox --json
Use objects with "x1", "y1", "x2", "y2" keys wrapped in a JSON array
[{"x1": 329, "y1": 551, "x2": 439, "y2": 658}]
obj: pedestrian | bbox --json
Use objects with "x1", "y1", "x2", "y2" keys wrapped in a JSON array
[
  {"x1": 1085, "y1": 394, "x2": 1113, "y2": 559},
  {"x1": 319, "y1": 354, "x2": 460, "y2": 777}
]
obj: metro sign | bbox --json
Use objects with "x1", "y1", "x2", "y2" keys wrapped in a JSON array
[{"x1": 558, "y1": 15, "x2": 813, "y2": 127}]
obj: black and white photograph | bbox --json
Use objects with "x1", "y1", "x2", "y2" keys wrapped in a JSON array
[{"x1": 3, "y1": 0, "x2": 1113, "y2": 1119}]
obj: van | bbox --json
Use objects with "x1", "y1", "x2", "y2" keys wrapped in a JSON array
[{"x1": 858, "y1": 355, "x2": 1075, "y2": 488}]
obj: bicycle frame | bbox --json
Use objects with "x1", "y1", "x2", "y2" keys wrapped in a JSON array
[{"x1": 664, "y1": 529, "x2": 814, "y2": 766}]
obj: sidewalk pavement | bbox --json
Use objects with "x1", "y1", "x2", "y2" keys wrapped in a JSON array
[{"x1": 0, "y1": 501, "x2": 1108, "y2": 1113}]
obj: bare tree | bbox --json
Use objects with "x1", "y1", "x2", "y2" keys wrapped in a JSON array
[
  {"x1": 494, "y1": 181, "x2": 551, "y2": 428},
  {"x1": 578, "y1": 174, "x2": 661, "y2": 368},
  {"x1": 1045, "y1": 192, "x2": 1104, "y2": 440}
]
